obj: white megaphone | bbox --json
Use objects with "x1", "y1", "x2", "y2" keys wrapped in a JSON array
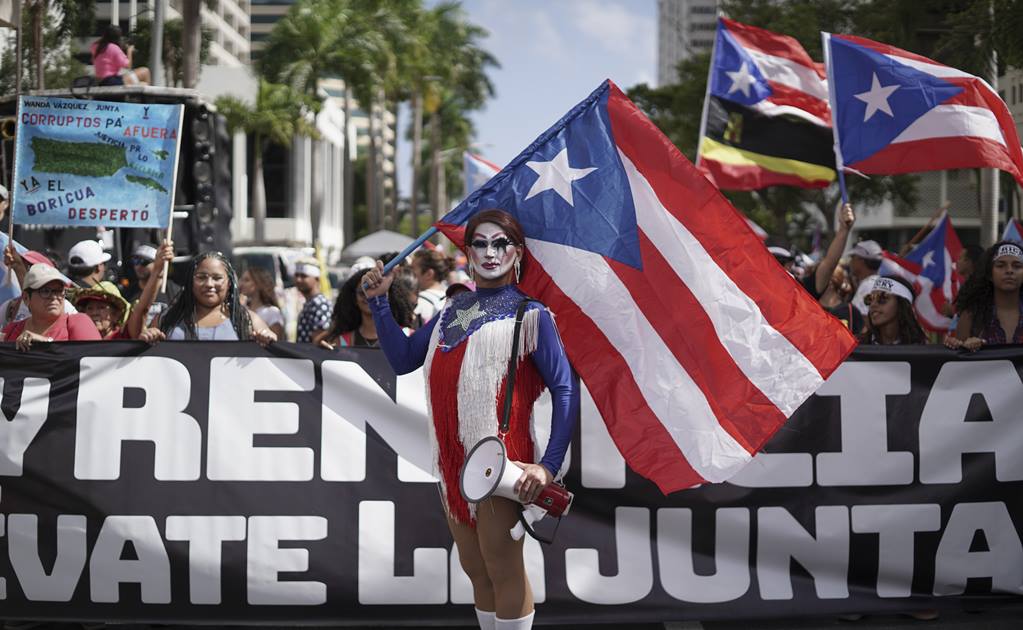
[{"x1": 459, "y1": 436, "x2": 573, "y2": 518}]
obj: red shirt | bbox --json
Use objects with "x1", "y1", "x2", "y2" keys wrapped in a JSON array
[{"x1": 3, "y1": 313, "x2": 102, "y2": 342}]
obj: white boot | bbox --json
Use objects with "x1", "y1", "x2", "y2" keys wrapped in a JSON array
[
  {"x1": 475, "y1": 607, "x2": 496, "y2": 630},
  {"x1": 495, "y1": 611, "x2": 534, "y2": 629}
]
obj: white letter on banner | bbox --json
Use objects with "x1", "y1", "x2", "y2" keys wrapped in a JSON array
[
  {"x1": 851, "y1": 504, "x2": 941, "y2": 598},
  {"x1": 247, "y1": 516, "x2": 327, "y2": 605},
  {"x1": 89, "y1": 516, "x2": 171, "y2": 603},
  {"x1": 578, "y1": 384, "x2": 625, "y2": 489},
  {"x1": 933, "y1": 502, "x2": 1023, "y2": 596},
  {"x1": 757, "y1": 506, "x2": 850, "y2": 599},
  {"x1": 357, "y1": 501, "x2": 447, "y2": 604},
  {"x1": 320, "y1": 362, "x2": 434, "y2": 483},
  {"x1": 450, "y1": 537, "x2": 546, "y2": 604},
  {"x1": 0, "y1": 378, "x2": 50, "y2": 476},
  {"x1": 565, "y1": 507, "x2": 653, "y2": 604},
  {"x1": 657, "y1": 507, "x2": 750, "y2": 603},
  {"x1": 815, "y1": 363, "x2": 914, "y2": 486},
  {"x1": 8, "y1": 515, "x2": 87, "y2": 601},
  {"x1": 165, "y1": 516, "x2": 246, "y2": 604},
  {"x1": 207, "y1": 358, "x2": 314, "y2": 481},
  {"x1": 919, "y1": 361, "x2": 1023, "y2": 484},
  {"x1": 75, "y1": 357, "x2": 200, "y2": 481}
]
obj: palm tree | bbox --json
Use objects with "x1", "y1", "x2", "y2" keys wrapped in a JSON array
[
  {"x1": 25, "y1": 0, "x2": 94, "y2": 90},
  {"x1": 215, "y1": 80, "x2": 318, "y2": 243},
  {"x1": 259, "y1": 0, "x2": 388, "y2": 241},
  {"x1": 180, "y1": 0, "x2": 201, "y2": 88}
]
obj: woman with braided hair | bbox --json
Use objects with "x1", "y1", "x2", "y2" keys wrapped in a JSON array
[
  {"x1": 360, "y1": 209, "x2": 578, "y2": 630},
  {"x1": 138, "y1": 251, "x2": 276, "y2": 346},
  {"x1": 945, "y1": 240, "x2": 1023, "y2": 351}
]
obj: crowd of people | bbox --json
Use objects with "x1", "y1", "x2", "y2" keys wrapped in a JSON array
[
  {"x1": 3, "y1": 202, "x2": 1022, "y2": 355},
  {"x1": 0, "y1": 237, "x2": 475, "y2": 353},
  {"x1": 770, "y1": 204, "x2": 1023, "y2": 350}
]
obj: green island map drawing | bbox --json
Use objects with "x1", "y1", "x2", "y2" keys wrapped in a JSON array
[{"x1": 31, "y1": 137, "x2": 166, "y2": 192}]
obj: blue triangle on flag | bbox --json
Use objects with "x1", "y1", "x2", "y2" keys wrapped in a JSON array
[
  {"x1": 905, "y1": 215, "x2": 949, "y2": 286},
  {"x1": 442, "y1": 83, "x2": 642, "y2": 269},
  {"x1": 831, "y1": 37, "x2": 963, "y2": 165},
  {"x1": 709, "y1": 23, "x2": 772, "y2": 106}
]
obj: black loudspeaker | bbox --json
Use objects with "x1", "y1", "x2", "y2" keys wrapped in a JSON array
[{"x1": 185, "y1": 105, "x2": 232, "y2": 254}]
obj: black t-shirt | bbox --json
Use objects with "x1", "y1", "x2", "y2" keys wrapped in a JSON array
[
  {"x1": 801, "y1": 273, "x2": 823, "y2": 301},
  {"x1": 827, "y1": 301, "x2": 864, "y2": 334}
]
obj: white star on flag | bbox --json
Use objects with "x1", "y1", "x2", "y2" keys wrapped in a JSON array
[
  {"x1": 726, "y1": 61, "x2": 757, "y2": 97},
  {"x1": 921, "y1": 250, "x2": 935, "y2": 269},
  {"x1": 524, "y1": 147, "x2": 597, "y2": 206},
  {"x1": 854, "y1": 73, "x2": 900, "y2": 122},
  {"x1": 447, "y1": 301, "x2": 486, "y2": 331}
]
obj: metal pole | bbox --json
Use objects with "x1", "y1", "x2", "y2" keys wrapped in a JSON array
[
  {"x1": 129, "y1": 0, "x2": 137, "y2": 32},
  {"x1": 111, "y1": 0, "x2": 119, "y2": 25},
  {"x1": 150, "y1": 0, "x2": 164, "y2": 86},
  {"x1": 8, "y1": 1, "x2": 21, "y2": 241}
]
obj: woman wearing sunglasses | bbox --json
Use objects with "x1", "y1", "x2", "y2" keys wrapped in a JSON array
[
  {"x1": 857, "y1": 275, "x2": 927, "y2": 345},
  {"x1": 3, "y1": 264, "x2": 101, "y2": 350},
  {"x1": 361, "y1": 209, "x2": 578, "y2": 630}
]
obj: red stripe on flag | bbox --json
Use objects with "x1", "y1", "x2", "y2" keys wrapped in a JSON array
[
  {"x1": 607, "y1": 230, "x2": 788, "y2": 453},
  {"x1": 518, "y1": 252, "x2": 706, "y2": 493},
  {"x1": 699, "y1": 156, "x2": 831, "y2": 190},
  {"x1": 608, "y1": 85, "x2": 856, "y2": 378},
  {"x1": 722, "y1": 17, "x2": 823, "y2": 75},
  {"x1": 850, "y1": 136, "x2": 1023, "y2": 181},
  {"x1": 832, "y1": 34, "x2": 944, "y2": 66},
  {"x1": 764, "y1": 81, "x2": 831, "y2": 123}
]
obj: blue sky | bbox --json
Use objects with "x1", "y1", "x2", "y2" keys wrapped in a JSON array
[{"x1": 397, "y1": 0, "x2": 657, "y2": 197}]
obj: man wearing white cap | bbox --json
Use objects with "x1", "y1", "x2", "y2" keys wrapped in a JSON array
[
  {"x1": 294, "y1": 258, "x2": 331, "y2": 343},
  {"x1": 849, "y1": 239, "x2": 884, "y2": 316},
  {"x1": 67, "y1": 239, "x2": 117, "y2": 294}
]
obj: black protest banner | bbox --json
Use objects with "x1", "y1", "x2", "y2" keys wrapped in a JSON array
[{"x1": 0, "y1": 342, "x2": 1021, "y2": 624}]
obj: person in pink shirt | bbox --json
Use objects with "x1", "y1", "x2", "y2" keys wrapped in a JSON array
[
  {"x1": 3, "y1": 264, "x2": 101, "y2": 350},
  {"x1": 91, "y1": 25, "x2": 150, "y2": 86}
]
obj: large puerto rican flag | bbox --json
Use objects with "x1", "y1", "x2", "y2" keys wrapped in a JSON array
[
  {"x1": 436, "y1": 81, "x2": 857, "y2": 492},
  {"x1": 879, "y1": 212, "x2": 963, "y2": 332},
  {"x1": 823, "y1": 32, "x2": 1023, "y2": 186}
]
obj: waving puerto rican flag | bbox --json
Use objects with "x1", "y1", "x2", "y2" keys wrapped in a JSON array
[
  {"x1": 436, "y1": 81, "x2": 857, "y2": 492},
  {"x1": 822, "y1": 32, "x2": 1023, "y2": 186},
  {"x1": 879, "y1": 212, "x2": 963, "y2": 332},
  {"x1": 463, "y1": 151, "x2": 501, "y2": 197}
]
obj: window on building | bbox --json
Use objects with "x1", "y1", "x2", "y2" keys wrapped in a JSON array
[{"x1": 691, "y1": 5, "x2": 717, "y2": 14}]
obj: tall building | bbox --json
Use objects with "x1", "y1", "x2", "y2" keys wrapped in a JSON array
[
  {"x1": 657, "y1": 0, "x2": 718, "y2": 86},
  {"x1": 249, "y1": 0, "x2": 295, "y2": 60}
]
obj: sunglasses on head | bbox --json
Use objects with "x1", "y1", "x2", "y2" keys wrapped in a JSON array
[{"x1": 863, "y1": 293, "x2": 891, "y2": 307}]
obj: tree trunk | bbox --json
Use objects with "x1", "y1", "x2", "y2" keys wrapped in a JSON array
[
  {"x1": 388, "y1": 99, "x2": 399, "y2": 231},
  {"x1": 181, "y1": 0, "x2": 201, "y2": 89},
  {"x1": 252, "y1": 136, "x2": 267, "y2": 244},
  {"x1": 366, "y1": 98, "x2": 378, "y2": 232},
  {"x1": 342, "y1": 88, "x2": 354, "y2": 246},
  {"x1": 410, "y1": 89, "x2": 423, "y2": 236},
  {"x1": 429, "y1": 111, "x2": 441, "y2": 223},
  {"x1": 33, "y1": 1, "x2": 44, "y2": 90}
]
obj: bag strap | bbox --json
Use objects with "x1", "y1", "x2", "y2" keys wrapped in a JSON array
[{"x1": 499, "y1": 299, "x2": 532, "y2": 436}]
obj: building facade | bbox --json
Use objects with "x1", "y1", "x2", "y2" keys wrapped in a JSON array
[{"x1": 657, "y1": 0, "x2": 718, "y2": 86}]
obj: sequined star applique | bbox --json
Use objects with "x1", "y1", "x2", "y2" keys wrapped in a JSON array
[{"x1": 447, "y1": 301, "x2": 486, "y2": 332}]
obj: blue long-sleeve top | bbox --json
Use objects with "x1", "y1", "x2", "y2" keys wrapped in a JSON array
[{"x1": 368, "y1": 286, "x2": 578, "y2": 476}]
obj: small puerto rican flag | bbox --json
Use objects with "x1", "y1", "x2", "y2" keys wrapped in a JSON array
[{"x1": 823, "y1": 32, "x2": 1023, "y2": 186}]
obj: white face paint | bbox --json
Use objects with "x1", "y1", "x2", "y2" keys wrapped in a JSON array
[{"x1": 468, "y1": 222, "x2": 520, "y2": 282}]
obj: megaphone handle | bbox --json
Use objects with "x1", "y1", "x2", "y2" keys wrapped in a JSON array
[{"x1": 516, "y1": 507, "x2": 562, "y2": 545}]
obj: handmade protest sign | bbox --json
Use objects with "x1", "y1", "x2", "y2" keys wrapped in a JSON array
[{"x1": 11, "y1": 96, "x2": 183, "y2": 228}]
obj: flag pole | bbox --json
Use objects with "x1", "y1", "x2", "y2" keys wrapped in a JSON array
[
  {"x1": 161, "y1": 105, "x2": 185, "y2": 294},
  {"x1": 694, "y1": 17, "x2": 721, "y2": 169},
  {"x1": 821, "y1": 32, "x2": 849, "y2": 205},
  {"x1": 7, "y1": 4, "x2": 22, "y2": 242},
  {"x1": 382, "y1": 226, "x2": 437, "y2": 275}
]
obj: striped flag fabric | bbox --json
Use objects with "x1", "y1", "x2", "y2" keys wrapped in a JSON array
[
  {"x1": 697, "y1": 18, "x2": 836, "y2": 190},
  {"x1": 879, "y1": 213, "x2": 963, "y2": 331},
  {"x1": 822, "y1": 32, "x2": 1023, "y2": 186},
  {"x1": 0, "y1": 232, "x2": 28, "y2": 306},
  {"x1": 436, "y1": 81, "x2": 857, "y2": 492}
]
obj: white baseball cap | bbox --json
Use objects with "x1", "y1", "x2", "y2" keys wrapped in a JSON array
[
  {"x1": 23, "y1": 263, "x2": 71, "y2": 290},
  {"x1": 851, "y1": 240, "x2": 883, "y2": 261},
  {"x1": 0, "y1": 184, "x2": 8, "y2": 200},
  {"x1": 68, "y1": 239, "x2": 112, "y2": 267}
]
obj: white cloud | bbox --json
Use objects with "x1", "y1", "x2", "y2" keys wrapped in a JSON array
[{"x1": 565, "y1": 0, "x2": 657, "y2": 58}]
